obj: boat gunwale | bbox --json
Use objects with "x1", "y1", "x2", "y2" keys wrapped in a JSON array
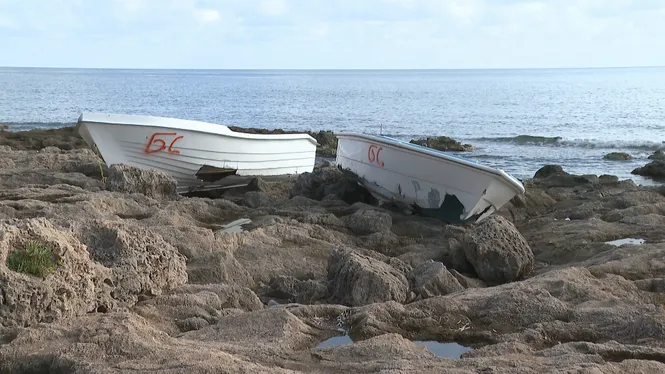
[
  {"x1": 335, "y1": 132, "x2": 526, "y2": 195},
  {"x1": 77, "y1": 112, "x2": 320, "y2": 146}
]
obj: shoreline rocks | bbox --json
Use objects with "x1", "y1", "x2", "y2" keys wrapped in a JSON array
[
  {"x1": 2, "y1": 126, "x2": 665, "y2": 373},
  {"x1": 649, "y1": 150, "x2": 665, "y2": 160},
  {"x1": 603, "y1": 152, "x2": 632, "y2": 161},
  {"x1": 632, "y1": 160, "x2": 665, "y2": 179},
  {"x1": 409, "y1": 136, "x2": 475, "y2": 152}
]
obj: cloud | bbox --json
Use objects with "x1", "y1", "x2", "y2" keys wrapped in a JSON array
[
  {"x1": 258, "y1": 0, "x2": 287, "y2": 16},
  {"x1": 114, "y1": 0, "x2": 146, "y2": 13},
  {"x1": 0, "y1": 0, "x2": 663, "y2": 68},
  {"x1": 439, "y1": 0, "x2": 484, "y2": 25},
  {"x1": 194, "y1": 8, "x2": 221, "y2": 23},
  {"x1": 0, "y1": 15, "x2": 16, "y2": 29}
]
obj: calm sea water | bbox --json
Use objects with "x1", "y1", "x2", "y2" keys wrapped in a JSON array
[{"x1": 1, "y1": 67, "x2": 665, "y2": 184}]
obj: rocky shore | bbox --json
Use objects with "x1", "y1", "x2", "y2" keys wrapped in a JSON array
[{"x1": 2, "y1": 127, "x2": 665, "y2": 373}]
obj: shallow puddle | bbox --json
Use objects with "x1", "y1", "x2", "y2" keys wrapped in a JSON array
[
  {"x1": 315, "y1": 335, "x2": 472, "y2": 358},
  {"x1": 605, "y1": 238, "x2": 645, "y2": 246},
  {"x1": 411, "y1": 340, "x2": 473, "y2": 358},
  {"x1": 316, "y1": 335, "x2": 353, "y2": 348},
  {"x1": 217, "y1": 218, "x2": 252, "y2": 233}
]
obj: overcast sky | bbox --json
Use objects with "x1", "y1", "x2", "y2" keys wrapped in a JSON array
[{"x1": 1, "y1": 0, "x2": 664, "y2": 69}]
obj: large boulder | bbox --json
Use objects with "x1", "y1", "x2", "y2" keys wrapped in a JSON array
[
  {"x1": 327, "y1": 248, "x2": 409, "y2": 306},
  {"x1": 632, "y1": 160, "x2": 665, "y2": 179},
  {"x1": 73, "y1": 219, "x2": 189, "y2": 306},
  {"x1": 533, "y1": 165, "x2": 567, "y2": 179},
  {"x1": 0, "y1": 218, "x2": 187, "y2": 327},
  {"x1": 531, "y1": 165, "x2": 595, "y2": 188},
  {"x1": 462, "y1": 215, "x2": 534, "y2": 284},
  {"x1": 0, "y1": 219, "x2": 111, "y2": 327},
  {"x1": 106, "y1": 164, "x2": 178, "y2": 199}
]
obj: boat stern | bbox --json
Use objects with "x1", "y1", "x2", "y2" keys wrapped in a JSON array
[{"x1": 460, "y1": 173, "x2": 526, "y2": 223}]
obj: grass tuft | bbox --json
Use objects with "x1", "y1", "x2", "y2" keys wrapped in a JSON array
[
  {"x1": 93, "y1": 144, "x2": 108, "y2": 184},
  {"x1": 7, "y1": 240, "x2": 60, "y2": 277}
]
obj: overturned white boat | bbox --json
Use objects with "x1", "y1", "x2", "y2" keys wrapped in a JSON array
[
  {"x1": 335, "y1": 133, "x2": 525, "y2": 224},
  {"x1": 77, "y1": 112, "x2": 318, "y2": 193}
]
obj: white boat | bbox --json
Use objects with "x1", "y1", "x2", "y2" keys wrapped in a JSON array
[
  {"x1": 76, "y1": 112, "x2": 318, "y2": 193},
  {"x1": 335, "y1": 133, "x2": 525, "y2": 224}
]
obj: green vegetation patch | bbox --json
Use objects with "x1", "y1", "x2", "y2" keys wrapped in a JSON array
[{"x1": 7, "y1": 240, "x2": 60, "y2": 277}]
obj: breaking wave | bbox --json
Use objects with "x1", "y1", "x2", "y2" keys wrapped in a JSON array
[
  {"x1": 471, "y1": 135, "x2": 665, "y2": 151},
  {"x1": 374, "y1": 133, "x2": 665, "y2": 151},
  {"x1": 473, "y1": 135, "x2": 562, "y2": 145}
]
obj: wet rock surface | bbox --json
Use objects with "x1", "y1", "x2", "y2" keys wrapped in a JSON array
[
  {"x1": 409, "y1": 135, "x2": 475, "y2": 152},
  {"x1": 632, "y1": 160, "x2": 665, "y2": 180},
  {"x1": 649, "y1": 150, "x2": 665, "y2": 160},
  {"x1": 603, "y1": 152, "x2": 632, "y2": 161},
  {"x1": 2, "y1": 127, "x2": 665, "y2": 373}
]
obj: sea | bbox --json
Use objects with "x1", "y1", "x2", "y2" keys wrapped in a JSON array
[{"x1": 1, "y1": 67, "x2": 665, "y2": 185}]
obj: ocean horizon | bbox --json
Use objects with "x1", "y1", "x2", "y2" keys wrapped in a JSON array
[
  {"x1": 2, "y1": 65, "x2": 664, "y2": 70},
  {"x1": 2, "y1": 66, "x2": 664, "y2": 184}
]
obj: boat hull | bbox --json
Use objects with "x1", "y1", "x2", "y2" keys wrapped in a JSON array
[
  {"x1": 335, "y1": 133, "x2": 525, "y2": 224},
  {"x1": 77, "y1": 113, "x2": 318, "y2": 193}
]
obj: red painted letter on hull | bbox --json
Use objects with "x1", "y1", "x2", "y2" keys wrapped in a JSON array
[
  {"x1": 144, "y1": 132, "x2": 183, "y2": 154},
  {"x1": 368, "y1": 144, "x2": 385, "y2": 167}
]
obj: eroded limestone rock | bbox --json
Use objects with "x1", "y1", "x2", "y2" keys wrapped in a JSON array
[
  {"x1": 462, "y1": 215, "x2": 535, "y2": 284},
  {"x1": 327, "y1": 248, "x2": 409, "y2": 306}
]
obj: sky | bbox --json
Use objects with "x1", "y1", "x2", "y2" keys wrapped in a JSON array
[{"x1": 0, "y1": 0, "x2": 664, "y2": 69}]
